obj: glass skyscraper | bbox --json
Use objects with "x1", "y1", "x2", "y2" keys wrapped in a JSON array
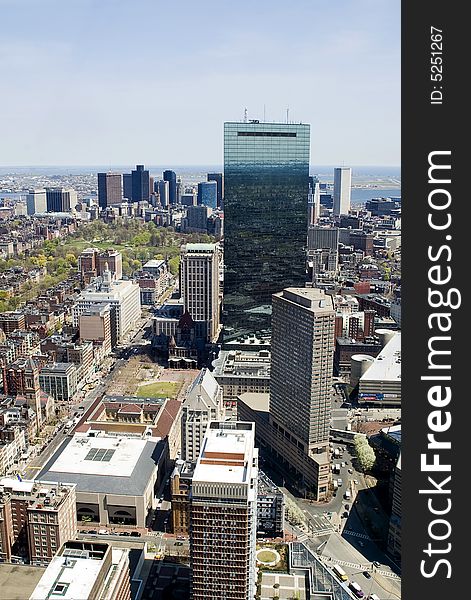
[{"x1": 223, "y1": 121, "x2": 310, "y2": 339}]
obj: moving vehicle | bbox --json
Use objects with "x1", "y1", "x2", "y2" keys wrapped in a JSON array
[
  {"x1": 337, "y1": 478, "x2": 343, "y2": 487},
  {"x1": 332, "y1": 564, "x2": 348, "y2": 582},
  {"x1": 368, "y1": 595, "x2": 380, "y2": 600},
  {"x1": 362, "y1": 571, "x2": 371, "y2": 579},
  {"x1": 344, "y1": 490, "x2": 351, "y2": 500},
  {"x1": 349, "y1": 581, "x2": 365, "y2": 598}
]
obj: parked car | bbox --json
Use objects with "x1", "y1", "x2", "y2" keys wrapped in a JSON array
[{"x1": 130, "y1": 531, "x2": 141, "y2": 537}]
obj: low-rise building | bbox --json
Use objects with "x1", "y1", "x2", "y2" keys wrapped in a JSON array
[
  {"x1": 0, "y1": 478, "x2": 76, "y2": 565},
  {"x1": 37, "y1": 432, "x2": 167, "y2": 528},
  {"x1": 39, "y1": 362, "x2": 78, "y2": 403},
  {"x1": 29, "y1": 540, "x2": 131, "y2": 600}
]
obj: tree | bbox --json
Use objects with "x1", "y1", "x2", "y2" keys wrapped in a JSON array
[
  {"x1": 168, "y1": 256, "x2": 180, "y2": 276},
  {"x1": 353, "y1": 434, "x2": 376, "y2": 471}
]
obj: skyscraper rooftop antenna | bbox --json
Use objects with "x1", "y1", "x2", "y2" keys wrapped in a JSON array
[
  {"x1": 286, "y1": 107, "x2": 290, "y2": 123},
  {"x1": 244, "y1": 107, "x2": 248, "y2": 123},
  {"x1": 263, "y1": 104, "x2": 266, "y2": 122}
]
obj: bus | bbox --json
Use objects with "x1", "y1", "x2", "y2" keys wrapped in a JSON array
[
  {"x1": 332, "y1": 564, "x2": 348, "y2": 582},
  {"x1": 348, "y1": 581, "x2": 365, "y2": 598}
]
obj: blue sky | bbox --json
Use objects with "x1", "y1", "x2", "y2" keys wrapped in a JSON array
[{"x1": 0, "y1": 0, "x2": 400, "y2": 166}]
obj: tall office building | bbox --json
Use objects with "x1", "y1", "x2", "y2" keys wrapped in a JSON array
[
  {"x1": 26, "y1": 189, "x2": 47, "y2": 215},
  {"x1": 207, "y1": 173, "x2": 224, "y2": 208},
  {"x1": 131, "y1": 165, "x2": 150, "y2": 202},
  {"x1": 270, "y1": 288, "x2": 335, "y2": 449},
  {"x1": 223, "y1": 121, "x2": 310, "y2": 339},
  {"x1": 190, "y1": 421, "x2": 258, "y2": 600},
  {"x1": 97, "y1": 173, "x2": 122, "y2": 208},
  {"x1": 197, "y1": 181, "x2": 218, "y2": 209},
  {"x1": 155, "y1": 179, "x2": 169, "y2": 208},
  {"x1": 123, "y1": 173, "x2": 132, "y2": 201},
  {"x1": 163, "y1": 170, "x2": 177, "y2": 205},
  {"x1": 46, "y1": 188, "x2": 78, "y2": 212},
  {"x1": 181, "y1": 368, "x2": 225, "y2": 462},
  {"x1": 333, "y1": 167, "x2": 352, "y2": 216},
  {"x1": 180, "y1": 243, "x2": 221, "y2": 342},
  {"x1": 308, "y1": 175, "x2": 321, "y2": 225}
]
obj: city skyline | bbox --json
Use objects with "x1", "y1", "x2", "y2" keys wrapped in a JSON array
[{"x1": 1, "y1": 0, "x2": 400, "y2": 167}]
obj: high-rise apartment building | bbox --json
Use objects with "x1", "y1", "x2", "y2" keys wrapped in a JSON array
[
  {"x1": 190, "y1": 421, "x2": 258, "y2": 600},
  {"x1": 131, "y1": 165, "x2": 150, "y2": 202},
  {"x1": 98, "y1": 173, "x2": 122, "y2": 208},
  {"x1": 46, "y1": 188, "x2": 78, "y2": 213},
  {"x1": 163, "y1": 170, "x2": 177, "y2": 205},
  {"x1": 197, "y1": 181, "x2": 218, "y2": 209},
  {"x1": 207, "y1": 173, "x2": 224, "y2": 208},
  {"x1": 26, "y1": 189, "x2": 47, "y2": 215},
  {"x1": 180, "y1": 243, "x2": 220, "y2": 343},
  {"x1": 333, "y1": 167, "x2": 352, "y2": 216},
  {"x1": 223, "y1": 121, "x2": 310, "y2": 339},
  {"x1": 270, "y1": 288, "x2": 335, "y2": 448},
  {"x1": 181, "y1": 368, "x2": 225, "y2": 462}
]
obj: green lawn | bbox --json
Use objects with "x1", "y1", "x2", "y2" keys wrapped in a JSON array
[{"x1": 136, "y1": 381, "x2": 181, "y2": 398}]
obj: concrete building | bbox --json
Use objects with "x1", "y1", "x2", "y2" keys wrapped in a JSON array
[
  {"x1": 37, "y1": 432, "x2": 167, "y2": 528},
  {"x1": 183, "y1": 205, "x2": 211, "y2": 233},
  {"x1": 46, "y1": 188, "x2": 78, "y2": 213},
  {"x1": 268, "y1": 288, "x2": 335, "y2": 499},
  {"x1": 307, "y1": 226, "x2": 339, "y2": 251},
  {"x1": 211, "y1": 348, "x2": 271, "y2": 406},
  {"x1": 79, "y1": 303, "x2": 112, "y2": 357},
  {"x1": 155, "y1": 179, "x2": 169, "y2": 208},
  {"x1": 39, "y1": 363, "x2": 78, "y2": 403},
  {"x1": 98, "y1": 173, "x2": 122, "y2": 208},
  {"x1": 181, "y1": 368, "x2": 225, "y2": 463},
  {"x1": 29, "y1": 541, "x2": 131, "y2": 600},
  {"x1": 333, "y1": 167, "x2": 352, "y2": 216},
  {"x1": 358, "y1": 332, "x2": 401, "y2": 406},
  {"x1": 26, "y1": 189, "x2": 47, "y2": 215},
  {"x1": 73, "y1": 268, "x2": 141, "y2": 345},
  {"x1": 190, "y1": 421, "x2": 258, "y2": 600},
  {"x1": 97, "y1": 249, "x2": 123, "y2": 281},
  {"x1": 180, "y1": 243, "x2": 220, "y2": 343},
  {"x1": 0, "y1": 478, "x2": 76, "y2": 565}
]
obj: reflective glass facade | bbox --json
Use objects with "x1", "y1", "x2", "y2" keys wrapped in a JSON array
[{"x1": 223, "y1": 122, "x2": 310, "y2": 339}]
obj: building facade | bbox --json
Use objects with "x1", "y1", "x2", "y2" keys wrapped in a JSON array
[
  {"x1": 98, "y1": 173, "x2": 122, "y2": 208},
  {"x1": 180, "y1": 243, "x2": 220, "y2": 343},
  {"x1": 223, "y1": 121, "x2": 310, "y2": 340},
  {"x1": 333, "y1": 167, "x2": 352, "y2": 216},
  {"x1": 190, "y1": 421, "x2": 258, "y2": 600},
  {"x1": 181, "y1": 368, "x2": 225, "y2": 463}
]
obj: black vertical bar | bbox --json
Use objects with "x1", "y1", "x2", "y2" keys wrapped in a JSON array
[{"x1": 403, "y1": 1, "x2": 466, "y2": 597}]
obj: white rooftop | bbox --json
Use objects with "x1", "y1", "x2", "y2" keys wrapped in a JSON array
[
  {"x1": 193, "y1": 424, "x2": 255, "y2": 486},
  {"x1": 47, "y1": 433, "x2": 147, "y2": 477},
  {"x1": 0, "y1": 477, "x2": 34, "y2": 494},
  {"x1": 360, "y1": 332, "x2": 401, "y2": 382},
  {"x1": 29, "y1": 547, "x2": 128, "y2": 600}
]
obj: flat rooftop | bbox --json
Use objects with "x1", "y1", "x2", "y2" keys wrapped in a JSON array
[
  {"x1": 193, "y1": 424, "x2": 255, "y2": 486},
  {"x1": 30, "y1": 544, "x2": 128, "y2": 600},
  {"x1": 360, "y1": 332, "x2": 401, "y2": 383},
  {"x1": 37, "y1": 433, "x2": 165, "y2": 495}
]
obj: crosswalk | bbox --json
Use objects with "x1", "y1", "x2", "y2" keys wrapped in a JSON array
[
  {"x1": 343, "y1": 529, "x2": 370, "y2": 540},
  {"x1": 324, "y1": 558, "x2": 401, "y2": 581}
]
